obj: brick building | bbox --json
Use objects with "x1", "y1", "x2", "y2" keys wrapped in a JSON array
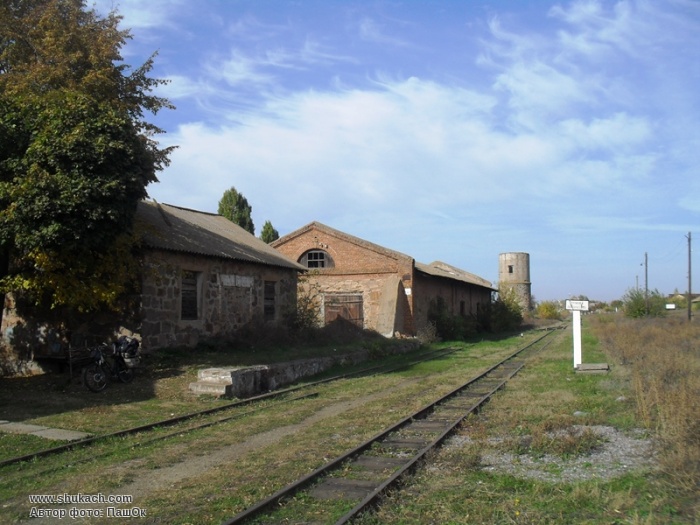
[{"x1": 271, "y1": 222, "x2": 494, "y2": 337}]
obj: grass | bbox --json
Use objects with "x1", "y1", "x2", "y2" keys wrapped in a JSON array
[
  {"x1": 355, "y1": 316, "x2": 694, "y2": 524},
  {"x1": 1, "y1": 321, "x2": 693, "y2": 524},
  {"x1": 0, "y1": 333, "x2": 531, "y2": 524}
]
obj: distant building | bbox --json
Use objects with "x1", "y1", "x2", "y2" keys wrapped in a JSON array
[
  {"x1": 498, "y1": 252, "x2": 532, "y2": 311},
  {"x1": 272, "y1": 222, "x2": 494, "y2": 337}
]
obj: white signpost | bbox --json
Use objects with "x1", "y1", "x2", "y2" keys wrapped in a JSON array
[{"x1": 565, "y1": 300, "x2": 589, "y2": 368}]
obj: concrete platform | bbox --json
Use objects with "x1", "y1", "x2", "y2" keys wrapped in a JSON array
[
  {"x1": 0, "y1": 420, "x2": 91, "y2": 441},
  {"x1": 575, "y1": 363, "x2": 610, "y2": 374}
]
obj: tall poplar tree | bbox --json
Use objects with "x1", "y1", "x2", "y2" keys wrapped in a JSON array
[
  {"x1": 259, "y1": 220, "x2": 279, "y2": 243},
  {"x1": 0, "y1": 0, "x2": 174, "y2": 311},
  {"x1": 218, "y1": 186, "x2": 254, "y2": 234}
]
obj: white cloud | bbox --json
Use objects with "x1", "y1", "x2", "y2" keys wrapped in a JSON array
[
  {"x1": 93, "y1": 0, "x2": 185, "y2": 29},
  {"x1": 359, "y1": 17, "x2": 413, "y2": 47}
]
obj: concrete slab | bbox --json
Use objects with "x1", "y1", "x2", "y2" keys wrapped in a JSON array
[
  {"x1": 30, "y1": 428, "x2": 91, "y2": 441},
  {"x1": 0, "y1": 422, "x2": 49, "y2": 434},
  {"x1": 0, "y1": 421, "x2": 91, "y2": 441},
  {"x1": 576, "y1": 363, "x2": 610, "y2": 374}
]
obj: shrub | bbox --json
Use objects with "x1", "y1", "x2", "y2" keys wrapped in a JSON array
[
  {"x1": 622, "y1": 288, "x2": 667, "y2": 318},
  {"x1": 427, "y1": 297, "x2": 478, "y2": 341},
  {"x1": 536, "y1": 300, "x2": 561, "y2": 320},
  {"x1": 480, "y1": 287, "x2": 523, "y2": 333}
]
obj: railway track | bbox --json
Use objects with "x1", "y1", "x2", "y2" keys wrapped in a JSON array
[
  {"x1": 222, "y1": 330, "x2": 556, "y2": 525},
  {"x1": 0, "y1": 345, "x2": 460, "y2": 469}
]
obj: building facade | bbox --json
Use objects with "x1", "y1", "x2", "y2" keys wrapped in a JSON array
[{"x1": 272, "y1": 222, "x2": 494, "y2": 337}]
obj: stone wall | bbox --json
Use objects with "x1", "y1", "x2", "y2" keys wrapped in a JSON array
[{"x1": 141, "y1": 249, "x2": 298, "y2": 350}]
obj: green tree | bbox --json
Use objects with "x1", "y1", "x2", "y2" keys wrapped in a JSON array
[
  {"x1": 218, "y1": 186, "x2": 254, "y2": 234},
  {"x1": 0, "y1": 0, "x2": 173, "y2": 312},
  {"x1": 260, "y1": 220, "x2": 279, "y2": 243},
  {"x1": 622, "y1": 288, "x2": 667, "y2": 318}
]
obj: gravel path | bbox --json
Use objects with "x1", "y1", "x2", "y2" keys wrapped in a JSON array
[{"x1": 446, "y1": 425, "x2": 656, "y2": 483}]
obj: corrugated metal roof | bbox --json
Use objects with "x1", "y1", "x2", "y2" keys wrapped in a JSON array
[
  {"x1": 415, "y1": 261, "x2": 495, "y2": 290},
  {"x1": 136, "y1": 200, "x2": 304, "y2": 271}
]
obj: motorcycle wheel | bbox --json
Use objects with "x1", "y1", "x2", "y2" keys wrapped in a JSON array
[
  {"x1": 83, "y1": 364, "x2": 108, "y2": 392},
  {"x1": 116, "y1": 360, "x2": 134, "y2": 384}
]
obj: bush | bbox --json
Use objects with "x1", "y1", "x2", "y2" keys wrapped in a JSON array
[
  {"x1": 536, "y1": 300, "x2": 561, "y2": 320},
  {"x1": 427, "y1": 297, "x2": 478, "y2": 341},
  {"x1": 622, "y1": 288, "x2": 667, "y2": 318},
  {"x1": 479, "y1": 287, "x2": 523, "y2": 333},
  {"x1": 285, "y1": 273, "x2": 322, "y2": 333}
]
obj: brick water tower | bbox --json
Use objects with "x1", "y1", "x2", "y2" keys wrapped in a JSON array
[{"x1": 498, "y1": 252, "x2": 532, "y2": 311}]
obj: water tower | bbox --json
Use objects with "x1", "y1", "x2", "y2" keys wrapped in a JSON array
[{"x1": 498, "y1": 252, "x2": 532, "y2": 311}]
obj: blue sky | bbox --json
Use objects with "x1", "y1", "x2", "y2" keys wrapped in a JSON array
[{"x1": 93, "y1": 0, "x2": 699, "y2": 302}]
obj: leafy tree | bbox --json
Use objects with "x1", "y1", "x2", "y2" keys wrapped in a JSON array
[
  {"x1": 622, "y1": 288, "x2": 667, "y2": 318},
  {"x1": 260, "y1": 220, "x2": 279, "y2": 243},
  {"x1": 0, "y1": 0, "x2": 173, "y2": 312},
  {"x1": 218, "y1": 186, "x2": 254, "y2": 234}
]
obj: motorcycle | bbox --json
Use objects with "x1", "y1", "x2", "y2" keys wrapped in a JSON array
[{"x1": 82, "y1": 336, "x2": 141, "y2": 393}]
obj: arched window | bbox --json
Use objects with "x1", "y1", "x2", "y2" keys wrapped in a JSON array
[{"x1": 299, "y1": 249, "x2": 334, "y2": 269}]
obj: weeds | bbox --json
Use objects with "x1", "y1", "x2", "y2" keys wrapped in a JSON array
[{"x1": 590, "y1": 314, "x2": 699, "y2": 518}]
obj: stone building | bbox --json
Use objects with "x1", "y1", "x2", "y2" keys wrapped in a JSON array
[
  {"x1": 271, "y1": 222, "x2": 494, "y2": 337},
  {"x1": 0, "y1": 201, "x2": 304, "y2": 366},
  {"x1": 136, "y1": 201, "x2": 304, "y2": 349}
]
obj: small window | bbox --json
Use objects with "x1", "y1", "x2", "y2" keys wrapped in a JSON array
[
  {"x1": 264, "y1": 281, "x2": 276, "y2": 321},
  {"x1": 181, "y1": 270, "x2": 200, "y2": 320},
  {"x1": 508, "y1": 265, "x2": 514, "y2": 274},
  {"x1": 299, "y1": 249, "x2": 334, "y2": 269}
]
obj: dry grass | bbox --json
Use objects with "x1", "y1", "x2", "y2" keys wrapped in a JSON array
[{"x1": 591, "y1": 314, "x2": 700, "y2": 515}]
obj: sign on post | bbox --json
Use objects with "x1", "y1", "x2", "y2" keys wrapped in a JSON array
[{"x1": 565, "y1": 300, "x2": 589, "y2": 368}]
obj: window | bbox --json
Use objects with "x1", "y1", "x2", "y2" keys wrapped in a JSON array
[
  {"x1": 299, "y1": 249, "x2": 334, "y2": 269},
  {"x1": 508, "y1": 265, "x2": 514, "y2": 274},
  {"x1": 181, "y1": 270, "x2": 200, "y2": 320},
  {"x1": 264, "y1": 281, "x2": 276, "y2": 321}
]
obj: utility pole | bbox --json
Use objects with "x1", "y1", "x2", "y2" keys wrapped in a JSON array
[
  {"x1": 687, "y1": 232, "x2": 692, "y2": 321},
  {"x1": 644, "y1": 252, "x2": 649, "y2": 316}
]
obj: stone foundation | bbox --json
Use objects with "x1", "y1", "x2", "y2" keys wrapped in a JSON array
[{"x1": 189, "y1": 341, "x2": 420, "y2": 398}]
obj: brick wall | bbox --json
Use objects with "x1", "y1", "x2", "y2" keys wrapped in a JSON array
[
  {"x1": 274, "y1": 226, "x2": 415, "y2": 336},
  {"x1": 412, "y1": 271, "x2": 492, "y2": 333}
]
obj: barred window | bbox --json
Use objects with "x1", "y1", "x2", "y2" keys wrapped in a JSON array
[
  {"x1": 299, "y1": 250, "x2": 334, "y2": 269},
  {"x1": 264, "y1": 281, "x2": 276, "y2": 321},
  {"x1": 181, "y1": 270, "x2": 200, "y2": 320}
]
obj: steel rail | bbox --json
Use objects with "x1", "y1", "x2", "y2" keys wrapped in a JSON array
[
  {"x1": 221, "y1": 331, "x2": 554, "y2": 525},
  {"x1": 0, "y1": 346, "x2": 459, "y2": 469}
]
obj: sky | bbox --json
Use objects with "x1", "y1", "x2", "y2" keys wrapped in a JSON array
[{"x1": 92, "y1": 0, "x2": 700, "y2": 303}]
